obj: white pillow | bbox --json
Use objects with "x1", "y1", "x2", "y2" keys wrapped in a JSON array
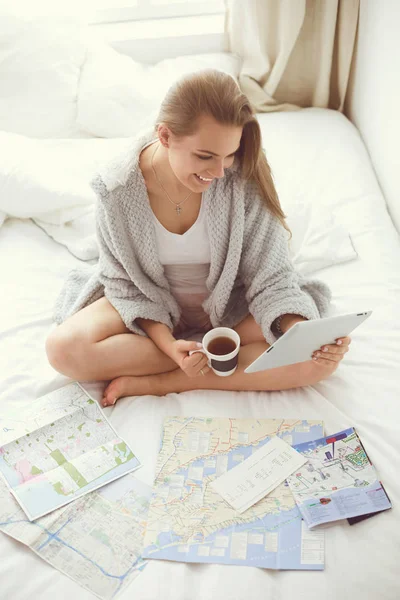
[
  {"x1": 0, "y1": 132, "x2": 130, "y2": 224},
  {"x1": 0, "y1": 7, "x2": 87, "y2": 138},
  {"x1": 256, "y1": 111, "x2": 358, "y2": 273},
  {"x1": 287, "y1": 202, "x2": 357, "y2": 275},
  {"x1": 76, "y1": 42, "x2": 152, "y2": 139},
  {"x1": 77, "y1": 44, "x2": 242, "y2": 138},
  {"x1": 0, "y1": 132, "x2": 132, "y2": 259}
]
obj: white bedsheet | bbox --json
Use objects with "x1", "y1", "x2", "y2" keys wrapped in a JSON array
[{"x1": 1, "y1": 110, "x2": 400, "y2": 600}]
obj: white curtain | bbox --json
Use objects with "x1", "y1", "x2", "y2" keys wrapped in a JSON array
[{"x1": 225, "y1": 0, "x2": 359, "y2": 112}]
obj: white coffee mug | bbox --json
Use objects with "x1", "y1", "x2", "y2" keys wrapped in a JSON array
[{"x1": 189, "y1": 327, "x2": 241, "y2": 377}]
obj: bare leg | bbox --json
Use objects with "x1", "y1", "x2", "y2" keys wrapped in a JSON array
[
  {"x1": 46, "y1": 297, "x2": 178, "y2": 380},
  {"x1": 80, "y1": 334, "x2": 180, "y2": 379},
  {"x1": 102, "y1": 341, "x2": 335, "y2": 405},
  {"x1": 47, "y1": 302, "x2": 264, "y2": 381}
]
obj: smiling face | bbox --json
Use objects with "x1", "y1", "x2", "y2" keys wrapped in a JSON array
[{"x1": 158, "y1": 115, "x2": 243, "y2": 192}]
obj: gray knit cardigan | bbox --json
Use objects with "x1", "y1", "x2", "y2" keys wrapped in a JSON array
[{"x1": 53, "y1": 128, "x2": 331, "y2": 345}]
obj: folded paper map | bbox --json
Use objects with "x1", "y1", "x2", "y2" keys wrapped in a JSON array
[
  {"x1": 286, "y1": 428, "x2": 392, "y2": 528},
  {"x1": 0, "y1": 473, "x2": 151, "y2": 599},
  {"x1": 143, "y1": 417, "x2": 325, "y2": 570},
  {"x1": 0, "y1": 383, "x2": 140, "y2": 520}
]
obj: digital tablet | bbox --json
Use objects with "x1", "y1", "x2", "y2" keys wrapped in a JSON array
[{"x1": 244, "y1": 311, "x2": 372, "y2": 373}]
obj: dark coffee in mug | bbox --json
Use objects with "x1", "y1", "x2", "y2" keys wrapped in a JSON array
[{"x1": 207, "y1": 336, "x2": 237, "y2": 356}]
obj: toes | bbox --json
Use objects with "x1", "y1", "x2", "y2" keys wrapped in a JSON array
[
  {"x1": 102, "y1": 376, "x2": 137, "y2": 407},
  {"x1": 102, "y1": 383, "x2": 117, "y2": 407},
  {"x1": 102, "y1": 396, "x2": 116, "y2": 407}
]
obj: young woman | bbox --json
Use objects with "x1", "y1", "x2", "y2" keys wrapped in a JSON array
[{"x1": 46, "y1": 69, "x2": 350, "y2": 406}]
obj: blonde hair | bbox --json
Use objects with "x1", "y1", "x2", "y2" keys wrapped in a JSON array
[{"x1": 155, "y1": 68, "x2": 290, "y2": 235}]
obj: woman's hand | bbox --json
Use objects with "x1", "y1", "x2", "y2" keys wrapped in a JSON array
[
  {"x1": 311, "y1": 336, "x2": 351, "y2": 371},
  {"x1": 169, "y1": 340, "x2": 211, "y2": 378}
]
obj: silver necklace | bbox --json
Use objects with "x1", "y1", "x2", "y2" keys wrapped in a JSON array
[{"x1": 151, "y1": 142, "x2": 193, "y2": 215}]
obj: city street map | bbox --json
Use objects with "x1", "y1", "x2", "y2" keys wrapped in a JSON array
[
  {"x1": 287, "y1": 427, "x2": 392, "y2": 528},
  {"x1": 0, "y1": 383, "x2": 140, "y2": 520},
  {"x1": 143, "y1": 417, "x2": 325, "y2": 570},
  {"x1": 0, "y1": 473, "x2": 151, "y2": 599}
]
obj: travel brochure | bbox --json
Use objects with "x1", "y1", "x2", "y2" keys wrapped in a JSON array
[{"x1": 286, "y1": 428, "x2": 391, "y2": 528}]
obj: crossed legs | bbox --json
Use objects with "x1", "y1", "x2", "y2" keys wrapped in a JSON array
[{"x1": 45, "y1": 299, "x2": 336, "y2": 407}]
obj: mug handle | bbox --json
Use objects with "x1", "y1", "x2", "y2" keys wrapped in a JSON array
[{"x1": 188, "y1": 348, "x2": 211, "y2": 368}]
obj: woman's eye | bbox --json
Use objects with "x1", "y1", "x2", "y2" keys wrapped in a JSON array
[{"x1": 196, "y1": 154, "x2": 235, "y2": 161}]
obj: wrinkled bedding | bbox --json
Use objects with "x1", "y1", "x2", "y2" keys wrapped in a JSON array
[{"x1": 0, "y1": 108, "x2": 399, "y2": 600}]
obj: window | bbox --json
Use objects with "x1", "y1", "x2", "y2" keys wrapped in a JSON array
[{"x1": 91, "y1": 0, "x2": 225, "y2": 24}]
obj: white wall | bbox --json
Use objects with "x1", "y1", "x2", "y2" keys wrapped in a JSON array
[{"x1": 345, "y1": 0, "x2": 400, "y2": 234}]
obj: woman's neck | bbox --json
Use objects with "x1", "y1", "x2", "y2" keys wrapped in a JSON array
[{"x1": 150, "y1": 141, "x2": 194, "y2": 198}]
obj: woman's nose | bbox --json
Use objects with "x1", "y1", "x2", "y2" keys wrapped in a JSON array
[{"x1": 209, "y1": 161, "x2": 225, "y2": 178}]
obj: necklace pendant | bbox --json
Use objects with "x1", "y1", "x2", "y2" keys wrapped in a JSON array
[{"x1": 176, "y1": 205, "x2": 182, "y2": 215}]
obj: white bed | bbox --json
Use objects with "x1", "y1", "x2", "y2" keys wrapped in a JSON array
[{"x1": 1, "y1": 107, "x2": 400, "y2": 600}]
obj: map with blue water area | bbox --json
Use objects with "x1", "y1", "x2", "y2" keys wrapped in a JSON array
[
  {"x1": 143, "y1": 417, "x2": 325, "y2": 570},
  {"x1": 0, "y1": 473, "x2": 151, "y2": 599},
  {"x1": 0, "y1": 382, "x2": 140, "y2": 520}
]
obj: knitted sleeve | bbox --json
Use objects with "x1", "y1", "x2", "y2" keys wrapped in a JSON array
[
  {"x1": 240, "y1": 185, "x2": 332, "y2": 345},
  {"x1": 93, "y1": 177, "x2": 175, "y2": 336}
]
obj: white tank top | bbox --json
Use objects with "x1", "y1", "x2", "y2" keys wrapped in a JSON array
[
  {"x1": 153, "y1": 200, "x2": 211, "y2": 332},
  {"x1": 153, "y1": 197, "x2": 211, "y2": 264},
  {"x1": 142, "y1": 139, "x2": 212, "y2": 332}
]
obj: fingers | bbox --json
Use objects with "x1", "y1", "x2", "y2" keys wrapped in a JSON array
[
  {"x1": 176, "y1": 340, "x2": 203, "y2": 352},
  {"x1": 186, "y1": 350, "x2": 208, "y2": 367},
  {"x1": 199, "y1": 365, "x2": 211, "y2": 376},
  {"x1": 312, "y1": 336, "x2": 351, "y2": 365},
  {"x1": 312, "y1": 353, "x2": 341, "y2": 366},
  {"x1": 182, "y1": 352, "x2": 209, "y2": 377},
  {"x1": 312, "y1": 346, "x2": 348, "y2": 362},
  {"x1": 191, "y1": 354, "x2": 208, "y2": 369},
  {"x1": 336, "y1": 336, "x2": 351, "y2": 347},
  {"x1": 197, "y1": 356, "x2": 210, "y2": 372},
  {"x1": 190, "y1": 352, "x2": 211, "y2": 376}
]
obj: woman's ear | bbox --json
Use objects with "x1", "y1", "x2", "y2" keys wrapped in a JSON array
[{"x1": 157, "y1": 124, "x2": 170, "y2": 148}]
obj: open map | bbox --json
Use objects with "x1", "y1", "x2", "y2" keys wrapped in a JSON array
[
  {"x1": 0, "y1": 383, "x2": 140, "y2": 520},
  {"x1": 287, "y1": 428, "x2": 392, "y2": 528},
  {"x1": 0, "y1": 473, "x2": 151, "y2": 599},
  {"x1": 143, "y1": 417, "x2": 325, "y2": 570}
]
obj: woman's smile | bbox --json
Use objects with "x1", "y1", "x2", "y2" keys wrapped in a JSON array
[{"x1": 194, "y1": 173, "x2": 214, "y2": 184}]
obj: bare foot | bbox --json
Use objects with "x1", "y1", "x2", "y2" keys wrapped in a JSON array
[{"x1": 102, "y1": 375, "x2": 153, "y2": 407}]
